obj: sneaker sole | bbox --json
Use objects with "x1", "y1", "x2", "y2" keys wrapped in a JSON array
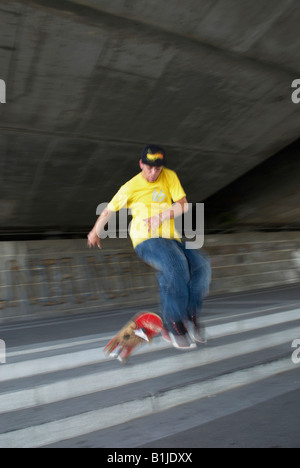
[
  {"x1": 169, "y1": 334, "x2": 197, "y2": 350},
  {"x1": 187, "y1": 325, "x2": 207, "y2": 344},
  {"x1": 172, "y1": 343, "x2": 197, "y2": 350},
  {"x1": 189, "y1": 334, "x2": 207, "y2": 344}
]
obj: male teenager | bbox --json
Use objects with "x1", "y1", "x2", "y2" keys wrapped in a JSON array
[{"x1": 87, "y1": 145, "x2": 211, "y2": 349}]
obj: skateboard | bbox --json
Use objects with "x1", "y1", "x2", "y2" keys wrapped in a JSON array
[{"x1": 104, "y1": 311, "x2": 163, "y2": 363}]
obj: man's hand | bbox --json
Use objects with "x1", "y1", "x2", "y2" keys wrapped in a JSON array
[
  {"x1": 143, "y1": 213, "x2": 163, "y2": 233},
  {"x1": 143, "y1": 198, "x2": 188, "y2": 234},
  {"x1": 87, "y1": 229, "x2": 101, "y2": 249},
  {"x1": 87, "y1": 208, "x2": 113, "y2": 249}
]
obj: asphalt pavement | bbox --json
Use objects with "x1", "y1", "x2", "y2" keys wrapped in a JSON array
[{"x1": 0, "y1": 283, "x2": 300, "y2": 449}]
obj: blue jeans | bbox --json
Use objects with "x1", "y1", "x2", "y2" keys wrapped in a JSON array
[{"x1": 135, "y1": 238, "x2": 211, "y2": 335}]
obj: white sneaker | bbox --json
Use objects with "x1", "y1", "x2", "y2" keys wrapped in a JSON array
[
  {"x1": 188, "y1": 323, "x2": 207, "y2": 344},
  {"x1": 169, "y1": 333, "x2": 196, "y2": 350}
]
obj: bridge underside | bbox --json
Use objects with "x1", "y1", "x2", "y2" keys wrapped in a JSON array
[{"x1": 0, "y1": 0, "x2": 300, "y2": 235}]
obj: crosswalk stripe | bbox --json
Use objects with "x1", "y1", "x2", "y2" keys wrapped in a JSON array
[
  {"x1": 0, "y1": 357, "x2": 295, "y2": 449},
  {"x1": 2, "y1": 308, "x2": 299, "y2": 382},
  {"x1": 207, "y1": 308, "x2": 300, "y2": 338},
  {"x1": 1, "y1": 326, "x2": 299, "y2": 414},
  {"x1": 1, "y1": 299, "x2": 300, "y2": 449},
  {"x1": 6, "y1": 335, "x2": 111, "y2": 358}
]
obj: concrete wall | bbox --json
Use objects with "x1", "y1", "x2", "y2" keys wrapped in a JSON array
[
  {"x1": 1, "y1": 232, "x2": 300, "y2": 323},
  {"x1": 205, "y1": 231, "x2": 300, "y2": 294},
  {"x1": 0, "y1": 238, "x2": 158, "y2": 323}
]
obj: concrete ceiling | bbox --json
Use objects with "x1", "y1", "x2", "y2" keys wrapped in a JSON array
[{"x1": 0, "y1": 0, "x2": 300, "y2": 234}]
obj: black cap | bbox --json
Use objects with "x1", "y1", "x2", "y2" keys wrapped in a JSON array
[{"x1": 141, "y1": 145, "x2": 166, "y2": 167}]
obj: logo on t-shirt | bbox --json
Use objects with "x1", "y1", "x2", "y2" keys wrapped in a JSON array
[{"x1": 152, "y1": 189, "x2": 165, "y2": 202}]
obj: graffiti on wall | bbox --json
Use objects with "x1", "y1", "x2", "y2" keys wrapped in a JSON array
[{"x1": 0, "y1": 252, "x2": 156, "y2": 309}]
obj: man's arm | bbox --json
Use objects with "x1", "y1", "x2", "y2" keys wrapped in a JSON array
[
  {"x1": 87, "y1": 207, "x2": 114, "y2": 248},
  {"x1": 161, "y1": 196, "x2": 189, "y2": 222},
  {"x1": 144, "y1": 196, "x2": 189, "y2": 233}
]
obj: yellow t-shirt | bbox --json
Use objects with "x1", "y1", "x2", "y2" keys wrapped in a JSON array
[{"x1": 107, "y1": 168, "x2": 186, "y2": 248}]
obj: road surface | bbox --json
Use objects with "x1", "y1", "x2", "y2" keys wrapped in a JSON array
[{"x1": 0, "y1": 284, "x2": 300, "y2": 449}]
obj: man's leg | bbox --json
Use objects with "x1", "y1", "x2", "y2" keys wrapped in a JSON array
[
  {"x1": 135, "y1": 238, "x2": 191, "y2": 336},
  {"x1": 177, "y1": 243, "x2": 211, "y2": 340}
]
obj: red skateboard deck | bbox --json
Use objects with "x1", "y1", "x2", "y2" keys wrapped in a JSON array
[{"x1": 104, "y1": 312, "x2": 163, "y2": 363}]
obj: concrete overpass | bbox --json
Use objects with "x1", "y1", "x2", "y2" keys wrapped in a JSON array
[{"x1": 1, "y1": 0, "x2": 300, "y2": 236}]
